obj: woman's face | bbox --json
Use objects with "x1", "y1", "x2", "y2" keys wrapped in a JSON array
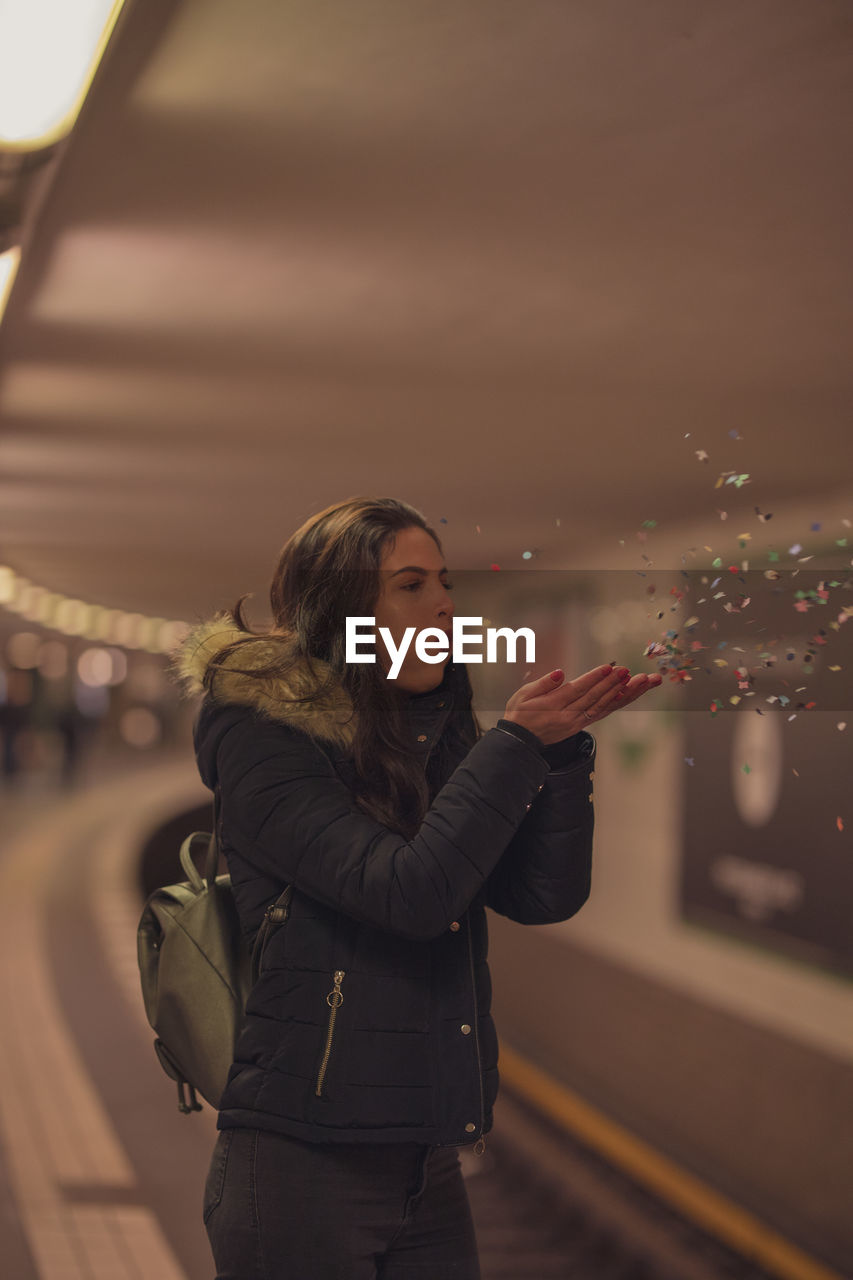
[{"x1": 373, "y1": 526, "x2": 455, "y2": 694}]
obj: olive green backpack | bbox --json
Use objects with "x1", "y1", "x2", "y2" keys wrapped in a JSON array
[{"x1": 137, "y1": 784, "x2": 292, "y2": 1113}]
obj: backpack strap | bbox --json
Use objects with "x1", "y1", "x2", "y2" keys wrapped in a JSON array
[
  {"x1": 211, "y1": 781, "x2": 293, "y2": 985},
  {"x1": 202, "y1": 783, "x2": 223, "y2": 886}
]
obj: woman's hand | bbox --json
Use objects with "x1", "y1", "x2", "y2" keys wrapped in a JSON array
[{"x1": 502, "y1": 663, "x2": 663, "y2": 747}]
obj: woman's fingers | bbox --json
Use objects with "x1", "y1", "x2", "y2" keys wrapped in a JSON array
[
  {"x1": 611, "y1": 673, "x2": 662, "y2": 706},
  {"x1": 566, "y1": 663, "x2": 618, "y2": 696},
  {"x1": 565, "y1": 666, "x2": 628, "y2": 718},
  {"x1": 582, "y1": 672, "x2": 663, "y2": 723}
]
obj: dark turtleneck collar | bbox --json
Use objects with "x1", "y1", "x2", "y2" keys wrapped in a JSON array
[{"x1": 406, "y1": 660, "x2": 453, "y2": 701}]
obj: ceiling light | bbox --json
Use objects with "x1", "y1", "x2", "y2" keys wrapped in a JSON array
[
  {"x1": 0, "y1": 1, "x2": 126, "y2": 148},
  {"x1": 0, "y1": 246, "x2": 21, "y2": 322}
]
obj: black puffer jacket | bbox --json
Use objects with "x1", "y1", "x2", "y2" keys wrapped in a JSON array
[{"x1": 177, "y1": 616, "x2": 596, "y2": 1151}]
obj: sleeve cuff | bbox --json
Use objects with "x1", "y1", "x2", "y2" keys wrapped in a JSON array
[
  {"x1": 540, "y1": 731, "x2": 591, "y2": 769},
  {"x1": 494, "y1": 718, "x2": 545, "y2": 754},
  {"x1": 495, "y1": 719, "x2": 593, "y2": 770}
]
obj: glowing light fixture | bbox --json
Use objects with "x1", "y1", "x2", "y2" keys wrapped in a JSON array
[
  {"x1": 0, "y1": 1, "x2": 126, "y2": 148},
  {"x1": 0, "y1": 246, "x2": 21, "y2": 323}
]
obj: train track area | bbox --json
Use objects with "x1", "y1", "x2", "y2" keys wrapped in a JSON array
[{"x1": 462, "y1": 1092, "x2": 789, "y2": 1280}]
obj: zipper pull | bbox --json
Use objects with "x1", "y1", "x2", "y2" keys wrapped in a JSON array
[
  {"x1": 324, "y1": 972, "x2": 343, "y2": 1003},
  {"x1": 473, "y1": 1136, "x2": 486, "y2": 1156}
]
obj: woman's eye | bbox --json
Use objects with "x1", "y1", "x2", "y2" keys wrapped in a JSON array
[{"x1": 403, "y1": 580, "x2": 454, "y2": 591}]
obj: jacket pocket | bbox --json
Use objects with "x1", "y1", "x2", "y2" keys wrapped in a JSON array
[{"x1": 314, "y1": 970, "x2": 346, "y2": 1097}]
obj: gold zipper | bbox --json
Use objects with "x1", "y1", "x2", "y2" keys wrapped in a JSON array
[{"x1": 315, "y1": 970, "x2": 346, "y2": 1096}]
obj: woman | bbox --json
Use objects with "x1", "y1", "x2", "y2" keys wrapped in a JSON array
[{"x1": 171, "y1": 496, "x2": 661, "y2": 1280}]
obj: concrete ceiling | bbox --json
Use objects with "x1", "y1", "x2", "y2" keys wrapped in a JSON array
[{"x1": 1, "y1": 0, "x2": 852, "y2": 623}]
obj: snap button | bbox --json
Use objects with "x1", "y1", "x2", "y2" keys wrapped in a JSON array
[
  {"x1": 525, "y1": 803, "x2": 532, "y2": 811},
  {"x1": 416, "y1": 734, "x2": 427, "y2": 742},
  {"x1": 449, "y1": 921, "x2": 460, "y2": 931},
  {"x1": 464, "y1": 1123, "x2": 476, "y2": 1132},
  {"x1": 438, "y1": 700, "x2": 445, "y2": 707},
  {"x1": 537, "y1": 783, "x2": 544, "y2": 792},
  {"x1": 461, "y1": 1024, "x2": 471, "y2": 1035}
]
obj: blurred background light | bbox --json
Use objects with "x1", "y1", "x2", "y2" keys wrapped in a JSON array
[
  {"x1": 77, "y1": 646, "x2": 114, "y2": 688},
  {"x1": 37, "y1": 639, "x2": 69, "y2": 679},
  {"x1": 118, "y1": 706, "x2": 162, "y2": 749},
  {"x1": 0, "y1": 1, "x2": 126, "y2": 147},
  {"x1": 0, "y1": 247, "x2": 21, "y2": 322}
]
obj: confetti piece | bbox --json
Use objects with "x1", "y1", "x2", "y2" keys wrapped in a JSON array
[
  {"x1": 696, "y1": 450, "x2": 709, "y2": 462},
  {"x1": 729, "y1": 429, "x2": 743, "y2": 439},
  {"x1": 838, "y1": 722, "x2": 847, "y2": 731},
  {"x1": 838, "y1": 817, "x2": 844, "y2": 832},
  {"x1": 789, "y1": 543, "x2": 803, "y2": 555},
  {"x1": 792, "y1": 768, "x2": 799, "y2": 776},
  {"x1": 685, "y1": 757, "x2": 695, "y2": 766},
  {"x1": 490, "y1": 563, "x2": 501, "y2": 571},
  {"x1": 741, "y1": 763, "x2": 751, "y2": 773}
]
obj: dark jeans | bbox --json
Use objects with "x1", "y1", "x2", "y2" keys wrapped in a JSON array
[{"x1": 203, "y1": 1126, "x2": 482, "y2": 1279}]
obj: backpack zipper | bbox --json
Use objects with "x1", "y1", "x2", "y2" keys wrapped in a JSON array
[{"x1": 315, "y1": 970, "x2": 346, "y2": 1096}]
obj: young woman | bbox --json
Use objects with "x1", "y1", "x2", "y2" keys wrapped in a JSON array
[{"x1": 172, "y1": 496, "x2": 662, "y2": 1280}]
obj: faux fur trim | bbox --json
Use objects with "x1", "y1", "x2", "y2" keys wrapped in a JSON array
[{"x1": 168, "y1": 612, "x2": 357, "y2": 751}]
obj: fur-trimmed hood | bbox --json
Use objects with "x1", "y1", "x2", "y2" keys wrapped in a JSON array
[
  {"x1": 170, "y1": 612, "x2": 457, "y2": 786},
  {"x1": 169, "y1": 612, "x2": 360, "y2": 752}
]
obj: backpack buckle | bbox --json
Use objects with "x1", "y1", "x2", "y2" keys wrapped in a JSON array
[{"x1": 177, "y1": 1080, "x2": 203, "y2": 1114}]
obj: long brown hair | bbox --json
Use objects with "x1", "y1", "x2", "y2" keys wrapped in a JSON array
[{"x1": 201, "y1": 496, "x2": 483, "y2": 838}]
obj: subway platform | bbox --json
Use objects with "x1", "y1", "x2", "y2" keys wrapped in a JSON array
[{"x1": 0, "y1": 751, "x2": 823, "y2": 1280}]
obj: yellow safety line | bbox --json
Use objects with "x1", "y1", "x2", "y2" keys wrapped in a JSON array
[{"x1": 498, "y1": 1041, "x2": 844, "y2": 1280}]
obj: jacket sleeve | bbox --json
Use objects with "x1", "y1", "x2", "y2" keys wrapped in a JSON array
[
  {"x1": 477, "y1": 720, "x2": 595, "y2": 925},
  {"x1": 214, "y1": 711, "x2": 555, "y2": 941}
]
